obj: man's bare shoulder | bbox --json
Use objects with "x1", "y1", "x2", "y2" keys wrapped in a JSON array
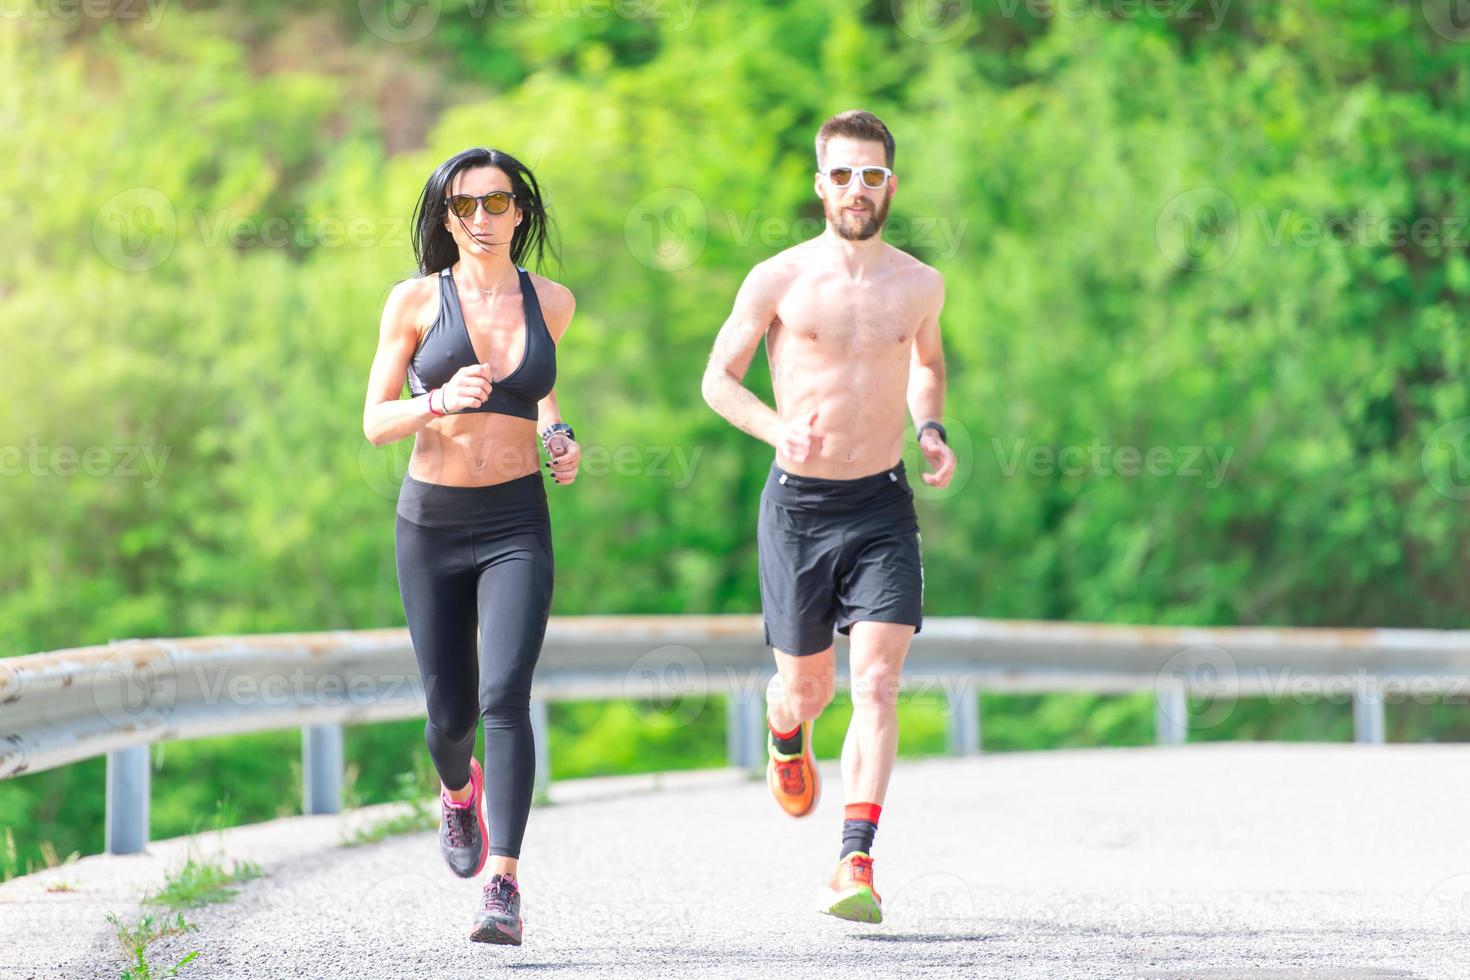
[
  {"x1": 749, "y1": 247, "x2": 809, "y2": 288},
  {"x1": 735, "y1": 249, "x2": 807, "y2": 311},
  {"x1": 885, "y1": 245, "x2": 944, "y2": 291}
]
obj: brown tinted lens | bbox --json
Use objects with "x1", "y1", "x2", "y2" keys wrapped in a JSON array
[
  {"x1": 485, "y1": 192, "x2": 513, "y2": 215},
  {"x1": 828, "y1": 167, "x2": 854, "y2": 186},
  {"x1": 860, "y1": 168, "x2": 887, "y2": 188},
  {"x1": 447, "y1": 195, "x2": 476, "y2": 218}
]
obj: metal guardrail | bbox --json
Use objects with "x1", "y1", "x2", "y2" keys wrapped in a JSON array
[{"x1": 3, "y1": 615, "x2": 1469, "y2": 855}]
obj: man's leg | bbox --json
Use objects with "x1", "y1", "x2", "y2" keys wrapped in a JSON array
[
  {"x1": 841, "y1": 622, "x2": 915, "y2": 806},
  {"x1": 815, "y1": 621, "x2": 914, "y2": 924},
  {"x1": 763, "y1": 644, "x2": 834, "y2": 818},
  {"x1": 767, "y1": 645, "x2": 836, "y2": 736}
]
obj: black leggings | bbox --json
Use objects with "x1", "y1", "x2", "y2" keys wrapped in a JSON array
[{"x1": 394, "y1": 471, "x2": 553, "y2": 859}]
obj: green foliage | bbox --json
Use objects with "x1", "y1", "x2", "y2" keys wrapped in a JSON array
[
  {"x1": 105, "y1": 848, "x2": 259, "y2": 977},
  {"x1": 4, "y1": 0, "x2": 1469, "y2": 879},
  {"x1": 148, "y1": 855, "x2": 262, "y2": 910},
  {"x1": 551, "y1": 698, "x2": 728, "y2": 778},
  {"x1": 1, "y1": 827, "x2": 15, "y2": 882},
  {"x1": 808, "y1": 692, "x2": 959, "y2": 758},
  {"x1": 338, "y1": 753, "x2": 440, "y2": 846},
  {"x1": 976, "y1": 692, "x2": 1158, "y2": 753},
  {"x1": 107, "y1": 909, "x2": 198, "y2": 980}
]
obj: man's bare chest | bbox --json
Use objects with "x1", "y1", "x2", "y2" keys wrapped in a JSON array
[{"x1": 772, "y1": 280, "x2": 922, "y2": 353}]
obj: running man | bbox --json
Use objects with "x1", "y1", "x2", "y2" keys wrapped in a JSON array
[{"x1": 701, "y1": 110, "x2": 955, "y2": 923}]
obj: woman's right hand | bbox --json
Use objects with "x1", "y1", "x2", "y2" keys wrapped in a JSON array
[{"x1": 440, "y1": 364, "x2": 494, "y2": 413}]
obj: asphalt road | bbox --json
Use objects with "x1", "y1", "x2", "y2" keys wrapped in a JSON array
[{"x1": 4, "y1": 744, "x2": 1469, "y2": 978}]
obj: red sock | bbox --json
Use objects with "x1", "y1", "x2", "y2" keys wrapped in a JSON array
[
  {"x1": 768, "y1": 719, "x2": 801, "y2": 740},
  {"x1": 841, "y1": 802, "x2": 881, "y2": 858}
]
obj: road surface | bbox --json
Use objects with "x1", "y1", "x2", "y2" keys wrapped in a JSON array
[{"x1": 3, "y1": 743, "x2": 1468, "y2": 978}]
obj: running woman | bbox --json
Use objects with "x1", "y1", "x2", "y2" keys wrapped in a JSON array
[
  {"x1": 363, "y1": 147, "x2": 579, "y2": 946},
  {"x1": 701, "y1": 111, "x2": 955, "y2": 924}
]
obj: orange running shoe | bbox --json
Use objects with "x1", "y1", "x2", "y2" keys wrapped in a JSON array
[
  {"x1": 818, "y1": 852, "x2": 882, "y2": 923},
  {"x1": 766, "y1": 719, "x2": 819, "y2": 818}
]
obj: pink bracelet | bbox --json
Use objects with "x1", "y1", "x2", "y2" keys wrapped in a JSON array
[{"x1": 427, "y1": 388, "x2": 446, "y2": 417}]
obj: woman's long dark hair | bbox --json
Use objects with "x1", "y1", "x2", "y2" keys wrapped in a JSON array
[{"x1": 410, "y1": 147, "x2": 559, "y2": 276}]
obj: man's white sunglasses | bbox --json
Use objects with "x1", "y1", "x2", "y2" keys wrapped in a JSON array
[{"x1": 820, "y1": 165, "x2": 893, "y2": 189}]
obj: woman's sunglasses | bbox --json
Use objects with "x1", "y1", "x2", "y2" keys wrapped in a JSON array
[
  {"x1": 821, "y1": 166, "x2": 893, "y2": 189},
  {"x1": 446, "y1": 191, "x2": 517, "y2": 218}
]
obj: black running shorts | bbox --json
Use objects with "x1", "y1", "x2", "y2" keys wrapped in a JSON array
[{"x1": 757, "y1": 460, "x2": 924, "y2": 656}]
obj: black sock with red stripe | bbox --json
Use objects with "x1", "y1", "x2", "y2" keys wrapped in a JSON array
[
  {"x1": 769, "y1": 718, "x2": 803, "y2": 755},
  {"x1": 840, "y1": 802, "x2": 881, "y2": 859}
]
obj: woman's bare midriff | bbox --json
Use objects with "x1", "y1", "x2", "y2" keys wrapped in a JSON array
[{"x1": 407, "y1": 412, "x2": 540, "y2": 487}]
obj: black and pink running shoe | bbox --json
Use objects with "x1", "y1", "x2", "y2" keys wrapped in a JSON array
[
  {"x1": 438, "y1": 757, "x2": 487, "y2": 878},
  {"x1": 468, "y1": 873, "x2": 523, "y2": 945}
]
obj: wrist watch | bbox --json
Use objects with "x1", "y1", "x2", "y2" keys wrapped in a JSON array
[
  {"x1": 917, "y1": 420, "x2": 947, "y2": 445},
  {"x1": 541, "y1": 422, "x2": 575, "y2": 451}
]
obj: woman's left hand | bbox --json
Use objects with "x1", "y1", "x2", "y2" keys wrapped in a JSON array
[{"x1": 545, "y1": 434, "x2": 580, "y2": 486}]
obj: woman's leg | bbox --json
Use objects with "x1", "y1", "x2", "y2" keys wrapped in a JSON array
[
  {"x1": 395, "y1": 515, "x2": 481, "y2": 790},
  {"x1": 474, "y1": 528, "x2": 554, "y2": 871}
]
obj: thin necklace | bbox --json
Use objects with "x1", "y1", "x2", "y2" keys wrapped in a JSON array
[{"x1": 468, "y1": 264, "x2": 515, "y2": 297}]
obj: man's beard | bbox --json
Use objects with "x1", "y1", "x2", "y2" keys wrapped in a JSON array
[{"x1": 827, "y1": 190, "x2": 891, "y2": 241}]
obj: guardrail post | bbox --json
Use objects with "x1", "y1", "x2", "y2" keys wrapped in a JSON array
[
  {"x1": 105, "y1": 744, "x2": 149, "y2": 854},
  {"x1": 1353, "y1": 677, "x2": 1386, "y2": 744},
  {"x1": 531, "y1": 698, "x2": 551, "y2": 796},
  {"x1": 302, "y1": 723, "x2": 343, "y2": 815},
  {"x1": 1155, "y1": 680, "x2": 1189, "y2": 746},
  {"x1": 946, "y1": 678, "x2": 981, "y2": 755},
  {"x1": 727, "y1": 688, "x2": 767, "y2": 769}
]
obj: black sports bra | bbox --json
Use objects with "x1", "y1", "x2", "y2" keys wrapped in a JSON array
[{"x1": 406, "y1": 266, "x2": 556, "y2": 420}]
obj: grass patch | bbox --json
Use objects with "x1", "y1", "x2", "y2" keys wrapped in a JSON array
[
  {"x1": 1, "y1": 826, "x2": 80, "y2": 882},
  {"x1": 339, "y1": 759, "x2": 439, "y2": 847},
  {"x1": 107, "y1": 909, "x2": 199, "y2": 980},
  {"x1": 105, "y1": 842, "x2": 262, "y2": 979},
  {"x1": 149, "y1": 855, "x2": 263, "y2": 911}
]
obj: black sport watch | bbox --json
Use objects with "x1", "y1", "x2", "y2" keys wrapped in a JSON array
[
  {"x1": 917, "y1": 420, "x2": 948, "y2": 445},
  {"x1": 541, "y1": 422, "x2": 575, "y2": 451}
]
